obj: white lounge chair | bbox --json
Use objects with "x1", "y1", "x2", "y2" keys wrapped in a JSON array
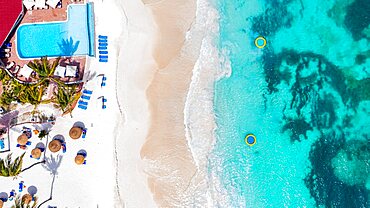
[
  {"x1": 6, "y1": 61, "x2": 15, "y2": 69},
  {"x1": 23, "y1": 0, "x2": 36, "y2": 10},
  {"x1": 46, "y1": 0, "x2": 60, "y2": 8}
]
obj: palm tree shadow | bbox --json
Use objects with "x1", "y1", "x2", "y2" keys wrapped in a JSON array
[
  {"x1": 42, "y1": 154, "x2": 63, "y2": 175},
  {"x1": 58, "y1": 37, "x2": 80, "y2": 56}
]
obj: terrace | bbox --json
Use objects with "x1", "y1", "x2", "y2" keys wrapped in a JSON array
[{"x1": 1, "y1": 0, "x2": 90, "y2": 84}]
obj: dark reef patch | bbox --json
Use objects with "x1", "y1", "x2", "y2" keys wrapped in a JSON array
[
  {"x1": 344, "y1": 0, "x2": 370, "y2": 41},
  {"x1": 251, "y1": 0, "x2": 293, "y2": 37},
  {"x1": 304, "y1": 135, "x2": 369, "y2": 207}
]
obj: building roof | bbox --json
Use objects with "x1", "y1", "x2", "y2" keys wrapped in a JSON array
[{"x1": 0, "y1": 1, "x2": 23, "y2": 46}]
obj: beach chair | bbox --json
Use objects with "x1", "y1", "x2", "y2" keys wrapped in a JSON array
[
  {"x1": 99, "y1": 51, "x2": 108, "y2": 54},
  {"x1": 6, "y1": 61, "x2": 15, "y2": 69},
  {"x1": 102, "y1": 98, "x2": 107, "y2": 102},
  {"x1": 81, "y1": 95, "x2": 91, "y2": 100},
  {"x1": 102, "y1": 77, "x2": 107, "y2": 81},
  {"x1": 99, "y1": 59, "x2": 108, "y2": 63},
  {"x1": 101, "y1": 82, "x2": 106, "y2": 87},
  {"x1": 98, "y1": 35, "x2": 108, "y2": 39},
  {"x1": 99, "y1": 55, "x2": 108, "y2": 59},
  {"x1": 98, "y1": 39, "x2": 108, "y2": 43},
  {"x1": 0, "y1": 139, "x2": 4, "y2": 149},
  {"x1": 99, "y1": 42, "x2": 108, "y2": 47},
  {"x1": 78, "y1": 100, "x2": 88, "y2": 106},
  {"x1": 83, "y1": 89, "x2": 93, "y2": 95},
  {"x1": 98, "y1": 46, "x2": 107, "y2": 50},
  {"x1": 0, "y1": 48, "x2": 10, "y2": 53},
  {"x1": 82, "y1": 129, "x2": 87, "y2": 139},
  {"x1": 78, "y1": 105, "x2": 87, "y2": 110},
  {"x1": 102, "y1": 104, "x2": 106, "y2": 109}
]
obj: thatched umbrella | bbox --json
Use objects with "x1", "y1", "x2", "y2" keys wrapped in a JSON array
[
  {"x1": 31, "y1": 148, "x2": 42, "y2": 159},
  {"x1": 69, "y1": 126, "x2": 82, "y2": 140},
  {"x1": 22, "y1": 194, "x2": 32, "y2": 204},
  {"x1": 75, "y1": 155, "x2": 85, "y2": 165},
  {"x1": 48, "y1": 140, "x2": 62, "y2": 153},
  {"x1": 17, "y1": 134, "x2": 28, "y2": 145}
]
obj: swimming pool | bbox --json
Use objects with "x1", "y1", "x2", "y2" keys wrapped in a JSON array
[{"x1": 16, "y1": 3, "x2": 95, "y2": 59}]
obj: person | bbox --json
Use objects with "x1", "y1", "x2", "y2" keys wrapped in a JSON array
[
  {"x1": 18, "y1": 181, "x2": 24, "y2": 192},
  {"x1": 9, "y1": 189, "x2": 16, "y2": 201}
]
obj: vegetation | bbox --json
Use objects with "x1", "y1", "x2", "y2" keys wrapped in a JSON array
[
  {"x1": 53, "y1": 84, "x2": 80, "y2": 113},
  {"x1": 38, "y1": 129, "x2": 49, "y2": 139},
  {"x1": 0, "y1": 153, "x2": 25, "y2": 177},
  {"x1": 11, "y1": 195, "x2": 38, "y2": 208},
  {"x1": 0, "y1": 57, "x2": 81, "y2": 113}
]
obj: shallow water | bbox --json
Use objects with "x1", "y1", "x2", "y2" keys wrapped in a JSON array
[{"x1": 210, "y1": 0, "x2": 370, "y2": 207}]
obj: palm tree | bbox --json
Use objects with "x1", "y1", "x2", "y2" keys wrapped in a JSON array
[
  {"x1": 53, "y1": 85, "x2": 80, "y2": 114},
  {"x1": 28, "y1": 56, "x2": 60, "y2": 80},
  {"x1": 11, "y1": 195, "x2": 38, "y2": 208},
  {"x1": 0, "y1": 153, "x2": 25, "y2": 177}
]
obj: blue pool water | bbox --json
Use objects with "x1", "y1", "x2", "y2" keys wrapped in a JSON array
[
  {"x1": 17, "y1": 3, "x2": 95, "y2": 58},
  {"x1": 211, "y1": 0, "x2": 370, "y2": 207}
]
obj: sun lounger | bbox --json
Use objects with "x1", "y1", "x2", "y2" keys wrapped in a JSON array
[
  {"x1": 6, "y1": 61, "x2": 15, "y2": 69},
  {"x1": 83, "y1": 89, "x2": 93, "y2": 95},
  {"x1": 0, "y1": 48, "x2": 10, "y2": 52},
  {"x1": 101, "y1": 82, "x2": 106, "y2": 87},
  {"x1": 102, "y1": 98, "x2": 107, "y2": 102},
  {"x1": 0, "y1": 140, "x2": 4, "y2": 149},
  {"x1": 78, "y1": 100, "x2": 88, "y2": 106},
  {"x1": 78, "y1": 105, "x2": 87, "y2": 110},
  {"x1": 102, "y1": 77, "x2": 107, "y2": 81},
  {"x1": 98, "y1": 39, "x2": 108, "y2": 43},
  {"x1": 81, "y1": 95, "x2": 91, "y2": 100},
  {"x1": 99, "y1": 59, "x2": 108, "y2": 63},
  {"x1": 98, "y1": 46, "x2": 107, "y2": 50},
  {"x1": 1, "y1": 53, "x2": 10, "y2": 58},
  {"x1": 98, "y1": 35, "x2": 108, "y2": 39},
  {"x1": 99, "y1": 51, "x2": 108, "y2": 54},
  {"x1": 82, "y1": 129, "x2": 87, "y2": 139},
  {"x1": 102, "y1": 105, "x2": 106, "y2": 109},
  {"x1": 99, "y1": 43, "x2": 108, "y2": 47},
  {"x1": 99, "y1": 55, "x2": 108, "y2": 59}
]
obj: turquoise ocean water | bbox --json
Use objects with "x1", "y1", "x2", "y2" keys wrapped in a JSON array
[{"x1": 210, "y1": 0, "x2": 370, "y2": 207}]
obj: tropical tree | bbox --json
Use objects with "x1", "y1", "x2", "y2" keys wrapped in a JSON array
[
  {"x1": 53, "y1": 85, "x2": 80, "y2": 114},
  {"x1": 28, "y1": 56, "x2": 60, "y2": 81},
  {"x1": 0, "y1": 153, "x2": 25, "y2": 177},
  {"x1": 18, "y1": 84, "x2": 46, "y2": 107},
  {"x1": 11, "y1": 195, "x2": 38, "y2": 208}
]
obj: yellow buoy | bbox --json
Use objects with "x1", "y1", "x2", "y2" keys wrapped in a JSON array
[
  {"x1": 254, "y1": 36, "x2": 266, "y2": 49},
  {"x1": 245, "y1": 134, "x2": 256, "y2": 146}
]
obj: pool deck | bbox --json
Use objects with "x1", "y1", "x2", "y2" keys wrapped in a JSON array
[{"x1": 1, "y1": 0, "x2": 88, "y2": 84}]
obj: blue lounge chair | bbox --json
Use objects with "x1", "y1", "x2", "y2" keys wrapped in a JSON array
[
  {"x1": 102, "y1": 105, "x2": 106, "y2": 109},
  {"x1": 82, "y1": 129, "x2": 87, "y2": 139},
  {"x1": 99, "y1": 59, "x2": 108, "y2": 63},
  {"x1": 101, "y1": 82, "x2": 106, "y2": 87},
  {"x1": 78, "y1": 100, "x2": 88, "y2": 106},
  {"x1": 81, "y1": 95, "x2": 91, "y2": 100},
  {"x1": 99, "y1": 51, "x2": 108, "y2": 54},
  {"x1": 102, "y1": 77, "x2": 107, "y2": 81},
  {"x1": 102, "y1": 98, "x2": 107, "y2": 102},
  {"x1": 98, "y1": 46, "x2": 107, "y2": 50},
  {"x1": 98, "y1": 35, "x2": 108, "y2": 39},
  {"x1": 83, "y1": 89, "x2": 93, "y2": 95},
  {"x1": 78, "y1": 105, "x2": 87, "y2": 110},
  {"x1": 19, "y1": 182, "x2": 24, "y2": 192},
  {"x1": 99, "y1": 55, "x2": 108, "y2": 59},
  {"x1": 99, "y1": 42, "x2": 108, "y2": 47},
  {"x1": 98, "y1": 39, "x2": 108, "y2": 43}
]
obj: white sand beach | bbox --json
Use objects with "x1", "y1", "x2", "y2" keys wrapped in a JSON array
[{"x1": 0, "y1": 0, "x2": 217, "y2": 206}]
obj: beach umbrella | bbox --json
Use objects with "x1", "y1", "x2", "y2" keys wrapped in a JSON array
[
  {"x1": 31, "y1": 148, "x2": 42, "y2": 159},
  {"x1": 48, "y1": 140, "x2": 62, "y2": 153},
  {"x1": 22, "y1": 194, "x2": 32, "y2": 204},
  {"x1": 17, "y1": 134, "x2": 28, "y2": 145},
  {"x1": 75, "y1": 155, "x2": 85, "y2": 165},
  {"x1": 69, "y1": 126, "x2": 82, "y2": 139}
]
